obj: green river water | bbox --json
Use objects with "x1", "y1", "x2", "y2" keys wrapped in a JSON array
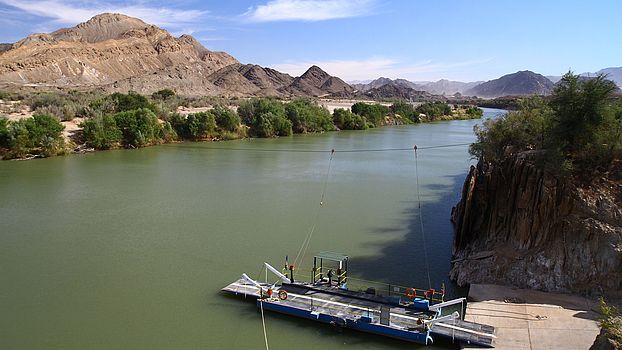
[{"x1": 1, "y1": 108, "x2": 505, "y2": 349}]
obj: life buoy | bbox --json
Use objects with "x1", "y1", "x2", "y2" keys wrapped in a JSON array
[
  {"x1": 405, "y1": 288, "x2": 416, "y2": 299},
  {"x1": 424, "y1": 288, "x2": 435, "y2": 300},
  {"x1": 278, "y1": 290, "x2": 288, "y2": 300}
]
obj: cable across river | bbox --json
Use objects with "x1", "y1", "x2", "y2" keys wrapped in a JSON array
[{"x1": 187, "y1": 142, "x2": 473, "y2": 153}]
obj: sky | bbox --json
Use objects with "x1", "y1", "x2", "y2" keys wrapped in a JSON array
[{"x1": 0, "y1": 0, "x2": 620, "y2": 82}]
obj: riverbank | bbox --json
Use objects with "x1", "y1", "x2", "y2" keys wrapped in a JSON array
[
  {"x1": 1, "y1": 95, "x2": 484, "y2": 161},
  {"x1": 463, "y1": 284, "x2": 600, "y2": 349}
]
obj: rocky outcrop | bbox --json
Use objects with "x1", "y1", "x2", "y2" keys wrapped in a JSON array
[
  {"x1": 465, "y1": 70, "x2": 555, "y2": 98},
  {"x1": 282, "y1": 65, "x2": 353, "y2": 97},
  {"x1": 450, "y1": 154, "x2": 622, "y2": 296},
  {"x1": 0, "y1": 13, "x2": 356, "y2": 98},
  {"x1": 0, "y1": 13, "x2": 237, "y2": 94}
]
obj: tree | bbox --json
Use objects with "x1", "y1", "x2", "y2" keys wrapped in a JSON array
[
  {"x1": 113, "y1": 108, "x2": 162, "y2": 147},
  {"x1": 351, "y1": 102, "x2": 390, "y2": 127},
  {"x1": 390, "y1": 100, "x2": 418, "y2": 123},
  {"x1": 213, "y1": 106, "x2": 241, "y2": 132},
  {"x1": 81, "y1": 115, "x2": 122, "y2": 150},
  {"x1": 333, "y1": 108, "x2": 367, "y2": 130},
  {"x1": 151, "y1": 89, "x2": 176, "y2": 101},
  {"x1": 285, "y1": 99, "x2": 334, "y2": 133},
  {"x1": 549, "y1": 72, "x2": 618, "y2": 157},
  {"x1": 0, "y1": 116, "x2": 8, "y2": 149},
  {"x1": 238, "y1": 98, "x2": 290, "y2": 137}
]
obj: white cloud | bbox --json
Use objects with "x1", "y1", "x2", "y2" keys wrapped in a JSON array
[
  {"x1": 245, "y1": 0, "x2": 375, "y2": 22},
  {"x1": 0, "y1": 0, "x2": 208, "y2": 28},
  {"x1": 270, "y1": 57, "x2": 495, "y2": 81}
]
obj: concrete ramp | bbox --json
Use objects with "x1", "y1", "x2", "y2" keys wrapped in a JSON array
[
  {"x1": 462, "y1": 284, "x2": 600, "y2": 350},
  {"x1": 431, "y1": 318, "x2": 495, "y2": 347}
]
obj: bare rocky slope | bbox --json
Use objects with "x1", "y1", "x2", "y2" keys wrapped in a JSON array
[
  {"x1": 464, "y1": 70, "x2": 555, "y2": 98},
  {"x1": 450, "y1": 154, "x2": 622, "y2": 296},
  {"x1": 0, "y1": 13, "x2": 353, "y2": 97}
]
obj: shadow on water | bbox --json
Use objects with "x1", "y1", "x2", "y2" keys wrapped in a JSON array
[{"x1": 351, "y1": 172, "x2": 469, "y2": 299}]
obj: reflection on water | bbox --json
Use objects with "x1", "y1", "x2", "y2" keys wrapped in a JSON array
[{"x1": 0, "y1": 109, "x2": 504, "y2": 349}]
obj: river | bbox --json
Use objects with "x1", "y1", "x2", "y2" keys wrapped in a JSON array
[{"x1": 0, "y1": 108, "x2": 505, "y2": 349}]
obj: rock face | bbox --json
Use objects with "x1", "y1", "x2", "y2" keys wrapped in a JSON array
[
  {"x1": 0, "y1": 13, "x2": 354, "y2": 97},
  {"x1": 0, "y1": 13, "x2": 237, "y2": 95},
  {"x1": 361, "y1": 82, "x2": 438, "y2": 101},
  {"x1": 283, "y1": 65, "x2": 353, "y2": 97},
  {"x1": 450, "y1": 155, "x2": 622, "y2": 296},
  {"x1": 465, "y1": 70, "x2": 555, "y2": 98}
]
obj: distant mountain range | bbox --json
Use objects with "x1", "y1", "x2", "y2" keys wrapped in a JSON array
[
  {"x1": 352, "y1": 78, "x2": 481, "y2": 95},
  {"x1": 0, "y1": 13, "x2": 619, "y2": 99},
  {"x1": 0, "y1": 13, "x2": 349, "y2": 97},
  {"x1": 547, "y1": 67, "x2": 622, "y2": 87}
]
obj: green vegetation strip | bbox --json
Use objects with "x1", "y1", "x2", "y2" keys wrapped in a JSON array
[{"x1": 0, "y1": 88, "x2": 482, "y2": 160}]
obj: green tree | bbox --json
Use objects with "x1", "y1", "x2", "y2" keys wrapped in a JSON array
[
  {"x1": 213, "y1": 106, "x2": 241, "y2": 132},
  {"x1": 238, "y1": 98, "x2": 290, "y2": 137},
  {"x1": 351, "y1": 102, "x2": 390, "y2": 127},
  {"x1": 470, "y1": 97, "x2": 551, "y2": 163},
  {"x1": 332, "y1": 108, "x2": 367, "y2": 130},
  {"x1": 0, "y1": 116, "x2": 8, "y2": 149},
  {"x1": 390, "y1": 101, "x2": 418, "y2": 123},
  {"x1": 81, "y1": 115, "x2": 122, "y2": 150},
  {"x1": 113, "y1": 108, "x2": 162, "y2": 147},
  {"x1": 285, "y1": 99, "x2": 334, "y2": 133},
  {"x1": 169, "y1": 112, "x2": 217, "y2": 140},
  {"x1": 2, "y1": 114, "x2": 65, "y2": 158},
  {"x1": 151, "y1": 89, "x2": 176, "y2": 101},
  {"x1": 549, "y1": 72, "x2": 618, "y2": 157}
]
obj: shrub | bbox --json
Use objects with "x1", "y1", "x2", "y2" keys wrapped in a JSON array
[
  {"x1": 238, "y1": 98, "x2": 291, "y2": 137},
  {"x1": 2, "y1": 114, "x2": 65, "y2": 158},
  {"x1": 91, "y1": 91, "x2": 156, "y2": 115},
  {"x1": 113, "y1": 108, "x2": 162, "y2": 148},
  {"x1": 213, "y1": 106, "x2": 241, "y2": 132},
  {"x1": 415, "y1": 102, "x2": 452, "y2": 120},
  {"x1": 333, "y1": 108, "x2": 367, "y2": 130},
  {"x1": 351, "y1": 102, "x2": 390, "y2": 127},
  {"x1": 81, "y1": 115, "x2": 122, "y2": 150},
  {"x1": 285, "y1": 98, "x2": 334, "y2": 133},
  {"x1": 0, "y1": 116, "x2": 8, "y2": 149},
  {"x1": 170, "y1": 112, "x2": 216, "y2": 140},
  {"x1": 151, "y1": 89, "x2": 176, "y2": 101},
  {"x1": 390, "y1": 100, "x2": 418, "y2": 123}
]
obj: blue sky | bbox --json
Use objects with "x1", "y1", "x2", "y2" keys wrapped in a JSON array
[{"x1": 0, "y1": 0, "x2": 620, "y2": 82}]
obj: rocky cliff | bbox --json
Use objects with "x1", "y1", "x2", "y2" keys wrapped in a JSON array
[
  {"x1": 0, "y1": 13, "x2": 354, "y2": 98},
  {"x1": 450, "y1": 154, "x2": 622, "y2": 296}
]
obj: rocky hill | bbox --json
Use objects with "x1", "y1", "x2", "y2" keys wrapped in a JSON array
[
  {"x1": 282, "y1": 65, "x2": 353, "y2": 97},
  {"x1": 421, "y1": 79, "x2": 482, "y2": 95},
  {"x1": 451, "y1": 155, "x2": 622, "y2": 296},
  {"x1": 0, "y1": 13, "x2": 353, "y2": 98},
  {"x1": 593, "y1": 67, "x2": 622, "y2": 88},
  {"x1": 353, "y1": 77, "x2": 481, "y2": 95},
  {"x1": 465, "y1": 70, "x2": 555, "y2": 98},
  {"x1": 359, "y1": 81, "x2": 439, "y2": 101}
]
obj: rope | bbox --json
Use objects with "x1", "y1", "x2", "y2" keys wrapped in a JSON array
[
  {"x1": 414, "y1": 145, "x2": 432, "y2": 289},
  {"x1": 193, "y1": 143, "x2": 471, "y2": 153},
  {"x1": 294, "y1": 149, "x2": 335, "y2": 267},
  {"x1": 259, "y1": 299, "x2": 270, "y2": 350}
]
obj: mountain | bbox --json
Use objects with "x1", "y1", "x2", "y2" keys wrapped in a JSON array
[
  {"x1": 465, "y1": 71, "x2": 555, "y2": 98},
  {"x1": 353, "y1": 77, "x2": 422, "y2": 92},
  {"x1": 360, "y1": 81, "x2": 438, "y2": 101},
  {"x1": 420, "y1": 79, "x2": 482, "y2": 95},
  {"x1": 282, "y1": 65, "x2": 353, "y2": 97},
  {"x1": 588, "y1": 67, "x2": 622, "y2": 88},
  {"x1": 352, "y1": 77, "x2": 481, "y2": 95},
  {"x1": 0, "y1": 13, "x2": 353, "y2": 98}
]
